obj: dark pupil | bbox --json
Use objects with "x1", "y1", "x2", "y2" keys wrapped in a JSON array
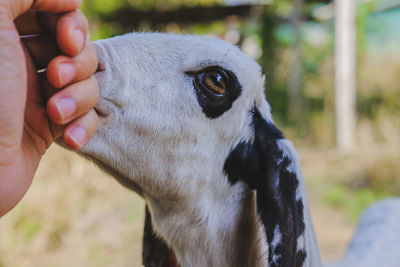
[
  {"x1": 204, "y1": 71, "x2": 226, "y2": 94},
  {"x1": 210, "y1": 73, "x2": 223, "y2": 87}
]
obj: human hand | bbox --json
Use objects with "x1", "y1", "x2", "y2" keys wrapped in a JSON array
[{"x1": 0, "y1": 0, "x2": 99, "y2": 217}]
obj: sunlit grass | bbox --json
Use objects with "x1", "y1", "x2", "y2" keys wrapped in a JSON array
[
  {"x1": 0, "y1": 146, "x2": 145, "y2": 267},
  {"x1": 323, "y1": 183, "x2": 389, "y2": 222}
]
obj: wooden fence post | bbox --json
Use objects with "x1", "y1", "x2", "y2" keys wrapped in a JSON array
[{"x1": 335, "y1": 0, "x2": 357, "y2": 152}]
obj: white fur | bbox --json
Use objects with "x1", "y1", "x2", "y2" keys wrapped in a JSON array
[
  {"x1": 78, "y1": 32, "x2": 322, "y2": 267},
  {"x1": 271, "y1": 226, "x2": 282, "y2": 249}
]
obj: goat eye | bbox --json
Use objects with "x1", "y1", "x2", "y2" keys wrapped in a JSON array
[
  {"x1": 202, "y1": 70, "x2": 227, "y2": 95},
  {"x1": 187, "y1": 66, "x2": 242, "y2": 118}
]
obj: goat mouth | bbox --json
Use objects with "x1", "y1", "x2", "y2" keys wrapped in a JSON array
[
  {"x1": 94, "y1": 105, "x2": 107, "y2": 118},
  {"x1": 94, "y1": 102, "x2": 109, "y2": 125},
  {"x1": 94, "y1": 98, "x2": 116, "y2": 124},
  {"x1": 96, "y1": 62, "x2": 105, "y2": 73}
]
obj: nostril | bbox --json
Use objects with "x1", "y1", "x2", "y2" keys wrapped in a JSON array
[{"x1": 96, "y1": 62, "x2": 105, "y2": 73}]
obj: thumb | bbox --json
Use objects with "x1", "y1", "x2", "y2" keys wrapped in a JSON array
[
  {"x1": 0, "y1": 17, "x2": 26, "y2": 163},
  {"x1": 1, "y1": 0, "x2": 82, "y2": 19}
]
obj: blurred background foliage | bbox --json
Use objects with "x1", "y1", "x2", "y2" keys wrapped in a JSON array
[{"x1": 1, "y1": 1, "x2": 399, "y2": 266}]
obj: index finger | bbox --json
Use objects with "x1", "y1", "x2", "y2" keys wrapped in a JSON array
[
  {"x1": 33, "y1": 0, "x2": 82, "y2": 12},
  {"x1": 3, "y1": 0, "x2": 82, "y2": 19}
]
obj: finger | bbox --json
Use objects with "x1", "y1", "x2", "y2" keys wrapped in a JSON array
[
  {"x1": 21, "y1": 33, "x2": 58, "y2": 69},
  {"x1": 56, "y1": 10, "x2": 88, "y2": 56},
  {"x1": 47, "y1": 41, "x2": 98, "y2": 88},
  {"x1": 62, "y1": 109, "x2": 99, "y2": 150},
  {"x1": 33, "y1": 0, "x2": 82, "y2": 13},
  {"x1": 3, "y1": 0, "x2": 82, "y2": 19},
  {"x1": 47, "y1": 76, "x2": 99, "y2": 125},
  {"x1": 36, "y1": 10, "x2": 88, "y2": 56},
  {"x1": 14, "y1": 9, "x2": 44, "y2": 34},
  {"x1": 18, "y1": 10, "x2": 92, "y2": 71},
  {"x1": 36, "y1": 12, "x2": 59, "y2": 33}
]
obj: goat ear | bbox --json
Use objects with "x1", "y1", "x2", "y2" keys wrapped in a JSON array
[{"x1": 224, "y1": 107, "x2": 307, "y2": 267}]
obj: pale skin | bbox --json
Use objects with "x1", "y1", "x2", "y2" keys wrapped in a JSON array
[{"x1": 0, "y1": 0, "x2": 99, "y2": 217}]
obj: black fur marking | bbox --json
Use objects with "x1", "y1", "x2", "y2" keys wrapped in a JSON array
[
  {"x1": 296, "y1": 250, "x2": 307, "y2": 267},
  {"x1": 142, "y1": 206, "x2": 179, "y2": 267},
  {"x1": 186, "y1": 66, "x2": 242, "y2": 119},
  {"x1": 224, "y1": 107, "x2": 306, "y2": 267}
]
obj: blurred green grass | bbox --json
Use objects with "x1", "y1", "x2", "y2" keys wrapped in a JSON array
[
  {"x1": 0, "y1": 146, "x2": 146, "y2": 267},
  {"x1": 323, "y1": 184, "x2": 388, "y2": 222}
]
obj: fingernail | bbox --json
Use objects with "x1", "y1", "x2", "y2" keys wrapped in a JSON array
[
  {"x1": 74, "y1": 29, "x2": 85, "y2": 51},
  {"x1": 54, "y1": 98, "x2": 76, "y2": 121},
  {"x1": 68, "y1": 126, "x2": 87, "y2": 148},
  {"x1": 58, "y1": 63, "x2": 75, "y2": 87}
]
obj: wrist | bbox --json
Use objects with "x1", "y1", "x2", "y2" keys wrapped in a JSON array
[
  {"x1": 0, "y1": 147, "x2": 40, "y2": 218},
  {"x1": 0, "y1": 153, "x2": 28, "y2": 217}
]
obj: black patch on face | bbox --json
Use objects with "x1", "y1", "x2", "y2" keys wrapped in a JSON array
[
  {"x1": 186, "y1": 66, "x2": 242, "y2": 119},
  {"x1": 224, "y1": 107, "x2": 306, "y2": 267}
]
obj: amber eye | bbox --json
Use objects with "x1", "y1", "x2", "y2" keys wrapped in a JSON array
[
  {"x1": 186, "y1": 66, "x2": 242, "y2": 118},
  {"x1": 202, "y1": 70, "x2": 227, "y2": 95}
]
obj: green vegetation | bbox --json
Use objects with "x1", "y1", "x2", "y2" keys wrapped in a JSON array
[
  {"x1": 126, "y1": 205, "x2": 144, "y2": 222},
  {"x1": 89, "y1": 244, "x2": 112, "y2": 266},
  {"x1": 14, "y1": 210, "x2": 41, "y2": 241},
  {"x1": 323, "y1": 183, "x2": 389, "y2": 222}
]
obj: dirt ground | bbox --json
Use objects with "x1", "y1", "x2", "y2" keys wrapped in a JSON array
[
  {"x1": 0, "y1": 145, "x2": 355, "y2": 267},
  {"x1": 307, "y1": 185, "x2": 354, "y2": 264}
]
